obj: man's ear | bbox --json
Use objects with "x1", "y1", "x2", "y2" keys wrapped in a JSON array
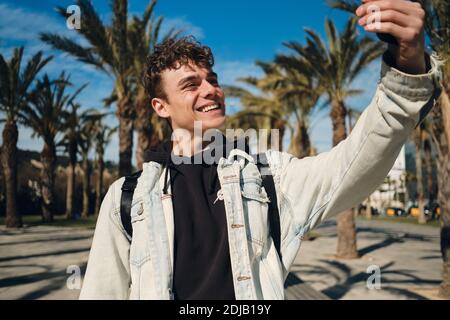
[{"x1": 151, "y1": 97, "x2": 170, "y2": 119}]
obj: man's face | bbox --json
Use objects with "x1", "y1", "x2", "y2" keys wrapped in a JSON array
[{"x1": 152, "y1": 62, "x2": 226, "y2": 133}]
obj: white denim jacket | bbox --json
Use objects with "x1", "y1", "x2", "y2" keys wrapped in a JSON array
[{"x1": 79, "y1": 55, "x2": 441, "y2": 300}]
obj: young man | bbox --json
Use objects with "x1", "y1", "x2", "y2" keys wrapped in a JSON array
[{"x1": 80, "y1": 0, "x2": 442, "y2": 300}]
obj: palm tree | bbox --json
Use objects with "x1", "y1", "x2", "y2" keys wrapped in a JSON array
[
  {"x1": 284, "y1": 17, "x2": 385, "y2": 258},
  {"x1": 423, "y1": 130, "x2": 434, "y2": 209},
  {"x1": 77, "y1": 112, "x2": 104, "y2": 219},
  {"x1": 331, "y1": 0, "x2": 450, "y2": 297},
  {"x1": 223, "y1": 63, "x2": 289, "y2": 152},
  {"x1": 59, "y1": 102, "x2": 94, "y2": 220},
  {"x1": 224, "y1": 90, "x2": 284, "y2": 151},
  {"x1": 60, "y1": 102, "x2": 80, "y2": 220},
  {"x1": 420, "y1": 0, "x2": 450, "y2": 298},
  {"x1": 275, "y1": 52, "x2": 323, "y2": 158},
  {"x1": 127, "y1": 0, "x2": 181, "y2": 169},
  {"x1": 92, "y1": 120, "x2": 116, "y2": 216},
  {"x1": 0, "y1": 48, "x2": 52, "y2": 227},
  {"x1": 41, "y1": 0, "x2": 177, "y2": 175},
  {"x1": 20, "y1": 72, "x2": 83, "y2": 222},
  {"x1": 41, "y1": 0, "x2": 134, "y2": 176},
  {"x1": 414, "y1": 124, "x2": 427, "y2": 224}
]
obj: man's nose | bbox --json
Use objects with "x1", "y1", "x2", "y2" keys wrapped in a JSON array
[{"x1": 199, "y1": 79, "x2": 216, "y2": 97}]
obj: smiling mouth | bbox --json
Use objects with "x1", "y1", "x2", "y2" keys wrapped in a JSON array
[{"x1": 197, "y1": 104, "x2": 222, "y2": 113}]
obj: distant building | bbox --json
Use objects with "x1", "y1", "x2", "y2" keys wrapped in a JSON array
[{"x1": 368, "y1": 145, "x2": 407, "y2": 211}]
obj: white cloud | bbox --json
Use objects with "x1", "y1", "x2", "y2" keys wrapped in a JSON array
[
  {"x1": 0, "y1": 4, "x2": 62, "y2": 41},
  {"x1": 215, "y1": 59, "x2": 263, "y2": 86},
  {"x1": 0, "y1": 3, "x2": 119, "y2": 161},
  {"x1": 0, "y1": 3, "x2": 76, "y2": 47},
  {"x1": 161, "y1": 16, "x2": 205, "y2": 40}
]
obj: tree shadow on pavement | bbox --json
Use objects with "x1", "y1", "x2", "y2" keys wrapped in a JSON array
[
  {"x1": 291, "y1": 260, "x2": 440, "y2": 300},
  {"x1": 0, "y1": 247, "x2": 91, "y2": 263},
  {"x1": 0, "y1": 235, "x2": 93, "y2": 247},
  {"x1": 356, "y1": 229, "x2": 436, "y2": 257},
  {"x1": 0, "y1": 263, "x2": 87, "y2": 300}
]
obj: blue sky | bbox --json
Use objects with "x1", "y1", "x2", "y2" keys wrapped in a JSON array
[{"x1": 0, "y1": 0, "x2": 381, "y2": 162}]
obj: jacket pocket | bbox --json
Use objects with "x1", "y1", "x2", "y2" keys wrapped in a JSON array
[
  {"x1": 129, "y1": 201, "x2": 151, "y2": 267},
  {"x1": 241, "y1": 181, "x2": 270, "y2": 258}
]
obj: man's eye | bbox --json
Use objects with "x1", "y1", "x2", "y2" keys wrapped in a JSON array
[
  {"x1": 209, "y1": 78, "x2": 219, "y2": 85},
  {"x1": 184, "y1": 83, "x2": 197, "y2": 90}
]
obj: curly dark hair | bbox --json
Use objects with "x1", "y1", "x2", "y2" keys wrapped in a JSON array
[{"x1": 142, "y1": 36, "x2": 215, "y2": 101}]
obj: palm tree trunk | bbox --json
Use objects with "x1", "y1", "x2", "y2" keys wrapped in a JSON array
[
  {"x1": 289, "y1": 119, "x2": 311, "y2": 159},
  {"x1": 366, "y1": 196, "x2": 372, "y2": 220},
  {"x1": 331, "y1": 99, "x2": 347, "y2": 146},
  {"x1": 270, "y1": 118, "x2": 285, "y2": 151},
  {"x1": 1, "y1": 120, "x2": 22, "y2": 228},
  {"x1": 336, "y1": 208, "x2": 359, "y2": 259},
  {"x1": 438, "y1": 151, "x2": 450, "y2": 298},
  {"x1": 135, "y1": 96, "x2": 153, "y2": 170},
  {"x1": 431, "y1": 90, "x2": 450, "y2": 299},
  {"x1": 331, "y1": 99, "x2": 358, "y2": 259},
  {"x1": 424, "y1": 137, "x2": 434, "y2": 207},
  {"x1": 117, "y1": 96, "x2": 134, "y2": 176},
  {"x1": 81, "y1": 157, "x2": 90, "y2": 218},
  {"x1": 65, "y1": 140, "x2": 77, "y2": 220},
  {"x1": 415, "y1": 127, "x2": 427, "y2": 224},
  {"x1": 95, "y1": 154, "x2": 104, "y2": 216},
  {"x1": 40, "y1": 141, "x2": 56, "y2": 222}
]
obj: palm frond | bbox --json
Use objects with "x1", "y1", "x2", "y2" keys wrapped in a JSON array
[
  {"x1": 0, "y1": 53, "x2": 10, "y2": 109},
  {"x1": 151, "y1": 16, "x2": 164, "y2": 48},
  {"x1": 20, "y1": 51, "x2": 53, "y2": 97},
  {"x1": 327, "y1": 0, "x2": 359, "y2": 13},
  {"x1": 103, "y1": 89, "x2": 118, "y2": 107},
  {"x1": 40, "y1": 33, "x2": 105, "y2": 71},
  {"x1": 142, "y1": 0, "x2": 157, "y2": 27},
  {"x1": 56, "y1": 0, "x2": 114, "y2": 66},
  {"x1": 222, "y1": 85, "x2": 253, "y2": 99},
  {"x1": 112, "y1": 0, "x2": 128, "y2": 74},
  {"x1": 67, "y1": 82, "x2": 88, "y2": 106}
]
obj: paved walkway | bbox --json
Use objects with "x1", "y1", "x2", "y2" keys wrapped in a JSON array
[
  {"x1": 0, "y1": 219, "x2": 444, "y2": 299},
  {"x1": 291, "y1": 219, "x2": 443, "y2": 299},
  {"x1": 0, "y1": 226, "x2": 92, "y2": 299}
]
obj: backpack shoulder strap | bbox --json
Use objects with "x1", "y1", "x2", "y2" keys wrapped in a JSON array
[
  {"x1": 255, "y1": 153, "x2": 282, "y2": 261},
  {"x1": 120, "y1": 170, "x2": 143, "y2": 238}
]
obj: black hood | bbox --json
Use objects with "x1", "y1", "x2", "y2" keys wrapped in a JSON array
[
  {"x1": 143, "y1": 134, "x2": 250, "y2": 195},
  {"x1": 143, "y1": 134, "x2": 250, "y2": 165}
]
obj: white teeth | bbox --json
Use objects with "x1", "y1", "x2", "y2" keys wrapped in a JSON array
[{"x1": 199, "y1": 104, "x2": 220, "y2": 112}]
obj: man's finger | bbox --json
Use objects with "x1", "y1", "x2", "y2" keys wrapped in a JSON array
[
  {"x1": 364, "y1": 21, "x2": 419, "y2": 43},
  {"x1": 358, "y1": 9, "x2": 423, "y2": 29},
  {"x1": 356, "y1": 0, "x2": 423, "y2": 17}
]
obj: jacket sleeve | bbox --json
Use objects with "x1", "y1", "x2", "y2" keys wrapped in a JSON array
[
  {"x1": 272, "y1": 53, "x2": 442, "y2": 242},
  {"x1": 79, "y1": 179, "x2": 131, "y2": 299}
]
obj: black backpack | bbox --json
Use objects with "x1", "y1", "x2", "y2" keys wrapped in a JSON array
[{"x1": 120, "y1": 154, "x2": 282, "y2": 260}]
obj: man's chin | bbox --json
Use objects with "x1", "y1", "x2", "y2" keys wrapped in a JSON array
[{"x1": 198, "y1": 116, "x2": 226, "y2": 132}]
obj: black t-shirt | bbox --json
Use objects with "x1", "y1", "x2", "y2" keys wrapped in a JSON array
[{"x1": 145, "y1": 141, "x2": 236, "y2": 300}]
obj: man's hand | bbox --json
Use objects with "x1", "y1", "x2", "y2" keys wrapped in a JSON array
[{"x1": 356, "y1": 0, "x2": 427, "y2": 74}]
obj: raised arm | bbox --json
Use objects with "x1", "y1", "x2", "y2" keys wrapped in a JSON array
[{"x1": 269, "y1": 0, "x2": 442, "y2": 246}]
